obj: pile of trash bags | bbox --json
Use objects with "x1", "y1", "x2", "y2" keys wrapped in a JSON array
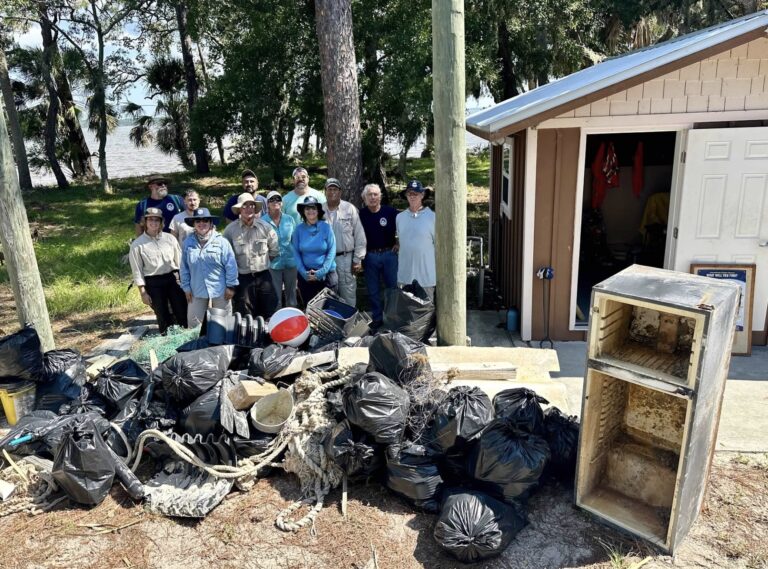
[{"x1": 0, "y1": 303, "x2": 579, "y2": 563}]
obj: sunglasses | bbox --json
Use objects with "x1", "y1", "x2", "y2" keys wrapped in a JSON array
[
  {"x1": 194, "y1": 218, "x2": 211, "y2": 224},
  {"x1": 303, "y1": 206, "x2": 318, "y2": 211}
]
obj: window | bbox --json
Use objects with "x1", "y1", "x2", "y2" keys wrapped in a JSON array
[{"x1": 500, "y1": 139, "x2": 513, "y2": 218}]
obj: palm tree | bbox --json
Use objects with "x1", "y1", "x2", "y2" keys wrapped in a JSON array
[{"x1": 123, "y1": 56, "x2": 194, "y2": 170}]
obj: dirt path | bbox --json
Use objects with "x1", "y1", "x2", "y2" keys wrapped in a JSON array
[{"x1": 0, "y1": 453, "x2": 764, "y2": 569}]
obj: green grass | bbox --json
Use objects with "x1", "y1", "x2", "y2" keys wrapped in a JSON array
[{"x1": 1, "y1": 153, "x2": 490, "y2": 318}]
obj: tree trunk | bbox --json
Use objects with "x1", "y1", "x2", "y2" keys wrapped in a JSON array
[
  {"x1": 314, "y1": 0, "x2": 363, "y2": 203},
  {"x1": 175, "y1": 1, "x2": 209, "y2": 174},
  {"x1": 301, "y1": 126, "x2": 311, "y2": 155},
  {"x1": 497, "y1": 20, "x2": 519, "y2": 100},
  {"x1": 39, "y1": 16, "x2": 69, "y2": 189},
  {"x1": 0, "y1": 50, "x2": 33, "y2": 191},
  {"x1": 433, "y1": 0, "x2": 467, "y2": 345},
  {"x1": 53, "y1": 53, "x2": 95, "y2": 180},
  {"x1": 195, "y1": 41, "x2": 225, "y2": 166},
  {"x1": 0, "y1": 94, "x2": 55, "y2": 351},
  {"x1": 95, "y1": 77, "x2": 110, "y2": 193}
]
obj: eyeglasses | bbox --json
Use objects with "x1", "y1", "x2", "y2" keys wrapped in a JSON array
[
  {"x1": 268, "y1": 198, "x2": 282, "y2": 203},
  {"x1": 193, "y1": 219, "x2": 211, "y2": 224},
  {"x1": 241, "y1": 203, "x2": 257, "y2": 209},
  {"x1": 303, "y1": 206, "x2": 318, "y2": 211},
  {"x1": 152, "y1": 182, "x2": 167, "y2": 187}
]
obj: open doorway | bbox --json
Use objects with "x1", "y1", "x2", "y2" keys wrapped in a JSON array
[{"x1": 574, "y1": 131, "x2": 677, "y2": 325}]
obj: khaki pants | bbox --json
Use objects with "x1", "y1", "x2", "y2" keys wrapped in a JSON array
[
  {"x1": 335, "y1": 254, "x2": 357, "y2": 307},
  {"x1": 187, "y1": 295, "x2": 231, "y2": 328}
]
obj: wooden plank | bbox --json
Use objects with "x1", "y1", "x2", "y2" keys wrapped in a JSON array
[
  {"x1": 85, "y1": 354, "x2": 118, "y2": 379},
  {"x1": 87, "y1": 325, "x2": 149, "y2": 358},
  {"x1": 337, "y1": 346, "x2": 559, "y2": 372},
  {"x1": 272, "y1": 351, "x2": 338, "y2": 377}
]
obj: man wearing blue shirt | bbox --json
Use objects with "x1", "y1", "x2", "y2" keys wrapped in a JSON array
[
  {"x1": 222, "y1": 170, "x2": 268, "y2": 223},
  {"x1": 359, "y1": 183, "x2": 398, "y2": 329},
  {"x1": 134, "y1": 174, "x2": 184, "y2": 236}
]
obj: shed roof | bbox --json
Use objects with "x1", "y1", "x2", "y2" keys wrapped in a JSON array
[{"x1": 466, "y1": 10, "x2": 768, "y2": 140}]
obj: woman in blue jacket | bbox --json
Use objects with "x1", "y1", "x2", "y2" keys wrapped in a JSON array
[
  {"x1": 291, "y1": 196, "x2": 337, "y2": 305},
  {"x1": 180, "y1": 208, "x2": 239, "y2": 327}
]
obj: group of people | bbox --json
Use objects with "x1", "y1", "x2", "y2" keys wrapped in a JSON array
[{"x1": 128, "y1": 168, "x2": 436, "y2": 334}]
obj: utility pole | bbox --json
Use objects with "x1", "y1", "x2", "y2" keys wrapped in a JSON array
[
  {"x1": 433, "y1": 0, "x2": 467, "y2": 345},
  {"x1": 0, "y1": 94, "x2": 55, "y2": 351}
]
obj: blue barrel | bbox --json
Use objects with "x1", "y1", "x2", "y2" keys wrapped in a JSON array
[{"x1": 506, "y1": 308, "x2": 519, "y2": 332}]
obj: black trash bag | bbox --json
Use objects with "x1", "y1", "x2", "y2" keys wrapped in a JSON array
[
  {"x1": 342, "y1": 372, "x2": 409, "y2": 445},
  {"x1": 42, "y1": 349, "x2": 84, "y2": 381},
  {"x1": 0, "y1": 325, "x2": 44, "y2": 381},
  {"x1": 180, "y1": 382, "x2": 222, "y2": 437},
  {"x1": 367, "y1": 332, "x2": 431, "y2": 386},
  {"x1": 176, "y1": 337, "x2": 210, "y2": 352},
  {"x1": 52, "y1": 421, "x2": 116, "y2": 506},
  {"x1": 438, "y1": 444, "x2": 476, "y2": 486},
  {"x1": 382, "y1": 281, "x2": 436, "y2": 343},
  {"x1": 467, "y1": 418, "x2": 550, "y2": 503},
  {"x1": 1, "y1": 411, "x2": 112, "y2": 459},
  {"x1": 234, "y1": 427, "x2": 275, "y2": 458},
  {"x1": 36, "y1": 350, "x2": 87, "y2": 412},
  {"x1": 324, "y1": 420, "x2": 383, "y2": 477},
  {"x1": 385, "y1": 443, "x2": 443, "y2": 512},
  {"x1": 428, "y1": 386, "x2": 493, "y2": 453},
  {"x1": 542, "y1": 406, "x2": 580, "y2": 483},
  {"x1": 95, "y1": 359, "x2": 148, "y2": 409},
  {"x1": 155, "y1": 345, "x2": 233, "y2": 406},
  {"x1": 492, "y1": 388, "x2": 549, "y2": 436},
  {"x1": 59, "y1": 383, "x2": 114, "y2": 417},
  {"x1": 434, "y1": 489, "x2": 528, "y2": 562},
  {"x1": 247, "y1": 345, "x2": 302, "y2": 380}
]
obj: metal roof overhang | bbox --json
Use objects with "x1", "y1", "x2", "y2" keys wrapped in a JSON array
[{"x1": 466, "y1": 11, "x2": 768, "y2": 141}]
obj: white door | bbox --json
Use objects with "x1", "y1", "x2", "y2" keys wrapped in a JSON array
[{"x1": 673, "y1": 126, "x2": 768, "y2": 334}]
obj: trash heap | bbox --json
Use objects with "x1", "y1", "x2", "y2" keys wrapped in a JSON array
[{"x1": 0, "y1": 289, "x2": 580, "y2": 563}]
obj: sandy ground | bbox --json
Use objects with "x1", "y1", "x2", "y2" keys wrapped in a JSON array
[{"x1": 0, "y1": 453, "x2": 765, "y2": 569}]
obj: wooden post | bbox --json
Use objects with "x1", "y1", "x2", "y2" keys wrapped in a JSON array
[
  {"x1": 0, "y1": 50, "x2": 33, "y2": 192},
  {"x1": 0, "y1": 94, "x2": 55, "y2": 351},
  {"x1": 433, "y1": 0, "x2": 467, "y2": 345}
]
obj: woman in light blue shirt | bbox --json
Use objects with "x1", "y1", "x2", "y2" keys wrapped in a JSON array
[
  {"x1": 180, "y1": 208, "x2": 239, "y2": 327},
  {"x1": 262, "y1": 190, "x2": 298, "y2": 307}
]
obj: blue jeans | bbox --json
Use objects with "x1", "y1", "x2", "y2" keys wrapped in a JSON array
[{"x1": 364, "y1": 250, "x2": 398, "y2": 322}]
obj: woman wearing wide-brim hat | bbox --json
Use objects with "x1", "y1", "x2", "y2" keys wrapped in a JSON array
[
  {"x1": 179, "y1": 207, "x2": 239, "y2": 327},
  {"x1": 128, "y1": 207, "x2": 188, "y2": 333},
  {"x1": 291, "y1": 196, "x2": 338, "y2": 305}
]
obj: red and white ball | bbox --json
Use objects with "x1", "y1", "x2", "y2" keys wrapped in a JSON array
[{"x1": 268, "y1": 308, "x2": 310, "y2": 347}]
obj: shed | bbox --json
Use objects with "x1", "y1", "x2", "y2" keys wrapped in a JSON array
[{"x1": 466, "y1": 10, "x2": 768, "y2": 345}]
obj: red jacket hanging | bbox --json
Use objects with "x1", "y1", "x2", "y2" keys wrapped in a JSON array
[{"x1": 591, "y1": 142, "x2": 620, "y2": 208}]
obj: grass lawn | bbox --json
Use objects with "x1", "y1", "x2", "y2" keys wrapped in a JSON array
[{"x1": 0, "y1": 153, "x2": 490, "y2": 350}]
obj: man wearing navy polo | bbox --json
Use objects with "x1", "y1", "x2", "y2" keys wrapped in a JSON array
[{"x1": 359, "y1": 183, "x2": 398, "y2": 329}]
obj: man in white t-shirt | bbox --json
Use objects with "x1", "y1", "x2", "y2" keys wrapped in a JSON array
[{"x1": 395, "y1": 179, "x2": 435, "y2": 300}]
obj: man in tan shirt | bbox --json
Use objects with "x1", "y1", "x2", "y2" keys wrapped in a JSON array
[
  {"x1": 324, "y1": 178, "x2": 366, "y2": 306},
  {"x1": 129, "y1": 207, "x2": 188, "y2": 333},
  {"x1": 223, "y1": 193, "x2": 280, "y2": 318}
]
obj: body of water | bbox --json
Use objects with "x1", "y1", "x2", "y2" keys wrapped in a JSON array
[{"x1": 29, "y1": 122, "x2": 489, "y2": 187}]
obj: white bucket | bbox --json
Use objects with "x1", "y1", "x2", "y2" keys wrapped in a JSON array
[{"x1": 250, "y1": 389, "x2": 294, "y2": 434}]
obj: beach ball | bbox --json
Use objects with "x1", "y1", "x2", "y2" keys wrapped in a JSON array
[{"x1": 268, "y1": 307, "x2": 310, "y2": 347}]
